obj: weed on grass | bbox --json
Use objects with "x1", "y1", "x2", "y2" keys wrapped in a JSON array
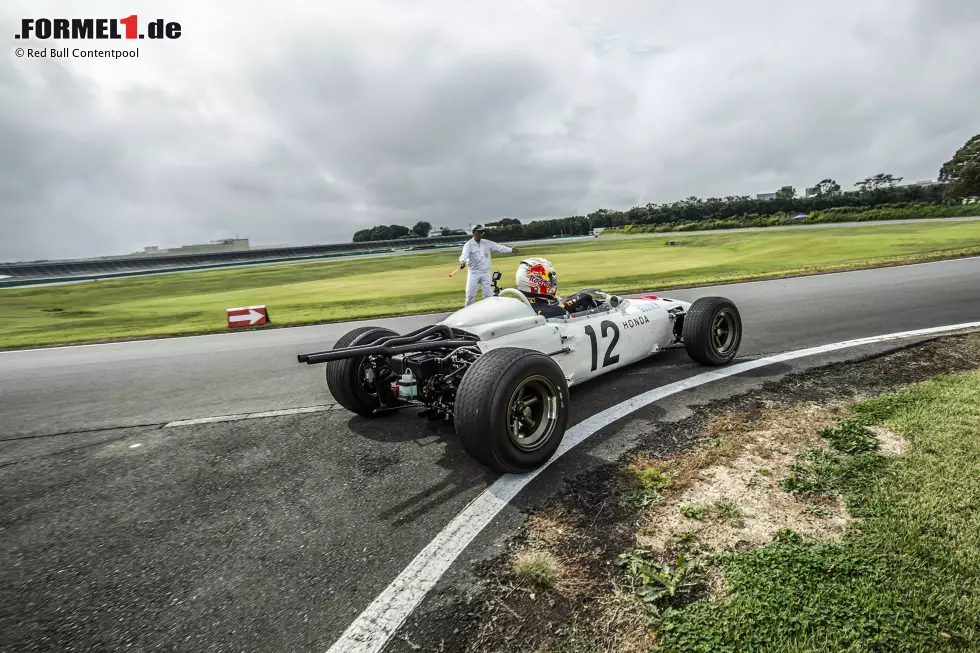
[
  {"x1": 746, "y1": 467, "x2": 775, "y2": 488},
  {"x1": 819, "y1": 418, "x2": 880, "y2": 454},
  {"x1": 779, "y1": 448, "x2": 848, "y2": 497},
  {"x1": 618, "y1": 460, "x2": 674, "y2": 509},
  {"x1": 779, "y1": 448, "x2": 888, "y2": 519},
  {"x1": 680, "y1": 504, "x2": 708, "y2": 520},
  {"x1": 712, "y1": 499, "x2": 745, "y2": 528},
  {"x1": 802, "y1": 502, "x2": 838, "y2": 518},
  {"x1": 669, "y1": 531, "x2": 699, "y2": 551},
  {"x1": 772, "y1": 527, "x2": 804, "y2": 545},
  {"x1": 618, "y1": 550, "x2": 703, "y2": 610},
  {"x1": 513, "y1": 551, "x2": 562, "y2": 591}
]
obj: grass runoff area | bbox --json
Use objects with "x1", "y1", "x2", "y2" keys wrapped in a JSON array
[
  {"x1": 5, "y1": 219, "x2": 980, "y2": 349},
  {"x1": 455, "y1": 335, "x2": 980, "y2": 653},
  {"x1": 646, "y1": 371, "x2": 980, "y2": 652}
]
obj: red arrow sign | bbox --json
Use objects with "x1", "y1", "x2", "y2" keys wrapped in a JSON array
[{"x1": 227, "y1": 305, "x2": 269, "y2": 328}]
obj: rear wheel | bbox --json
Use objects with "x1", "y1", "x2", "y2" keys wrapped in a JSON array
[
  {"x1": 682, "y1": 297, "x2": 742, "y2": 366},
  {"x1": 325, "y1": 326, "x2": 398, "y2": 416},
  {"x1": 454, "y1": 348, "x2": 569, "y2": 474}
]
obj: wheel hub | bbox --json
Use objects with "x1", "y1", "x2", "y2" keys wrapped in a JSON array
[
  {"x1": 710, "y1": 308, "x2": 739, "y2": 355},
  {"x1": 506, "y1": 375, "x2": 559, "y2": 452}
]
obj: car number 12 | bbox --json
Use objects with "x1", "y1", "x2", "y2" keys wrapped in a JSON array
[{"x1": 584, "y1": 320, "x2": 620, "y2": 371}]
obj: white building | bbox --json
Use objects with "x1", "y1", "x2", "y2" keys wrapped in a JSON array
[{"x1": 140, "y1": 238, "x2": 251, "y2": 256}]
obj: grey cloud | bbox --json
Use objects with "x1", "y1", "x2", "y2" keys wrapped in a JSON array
[
  {"x1": 914, "y1": 0, "x2": 980, "y2": 29},
  {"x1": 253, "y1": 36, "x2": 599, "y2": 224},
  {"x1": 1, "y1": 0, "x2": 979, "y2": 261}
]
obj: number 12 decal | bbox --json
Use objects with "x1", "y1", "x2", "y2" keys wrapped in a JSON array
[{"x1": 584, "y1": 320, "x2": 620, "y2": 371}]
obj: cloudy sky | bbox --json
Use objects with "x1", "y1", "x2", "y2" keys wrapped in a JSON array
[{"x1": 1, "y1": 0, "x2": 978, "y2": 261}]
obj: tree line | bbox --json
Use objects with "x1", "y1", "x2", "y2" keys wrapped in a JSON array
[
  {"x1": 350, "y1": 133, "x2": 980, "y2": 242},
  {"x1": 586, "y1": 178, "x2": 944, "y2": 229},
  {"x1": 352, "y1": 221, "x2": 434, "y2": 242}
]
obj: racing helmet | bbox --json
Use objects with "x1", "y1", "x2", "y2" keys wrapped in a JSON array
[{"x1": 516, "y1": 257, "x2": 558, "y2": 299}]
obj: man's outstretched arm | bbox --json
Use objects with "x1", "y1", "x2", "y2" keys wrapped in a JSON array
[{"x1": 487, "y1": 240, "x2": 519, "y2": 254}]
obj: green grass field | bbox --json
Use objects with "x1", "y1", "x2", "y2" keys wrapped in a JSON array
[
  {"x1": 657, "y1": 369, "x2": 980, "y2": 652},
  {"x1": 5, "y1": 220, "x2": 980, "y2": 349}
]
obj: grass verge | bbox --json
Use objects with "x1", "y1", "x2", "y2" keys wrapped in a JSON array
[
  {"x1": 653, "y1": 370, "x2": 980, "y2": 652},
  {"x1": 400, "y1": 332, "x2": 980, "y2": 653},
  {"x1": 5, "y1": 220, "x2": 980, "y2": 349}
]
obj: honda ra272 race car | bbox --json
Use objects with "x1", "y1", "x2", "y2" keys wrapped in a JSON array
[{"x1": 297, "y1": 273, "x2": 742, "y2": 474}]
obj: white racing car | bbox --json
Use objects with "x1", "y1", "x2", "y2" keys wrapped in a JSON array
[{"x1": 297, "y1": 272, "x2": 742, "y2": 473}]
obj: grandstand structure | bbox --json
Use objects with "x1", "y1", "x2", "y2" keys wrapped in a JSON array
[{"x1": 0, "y1": 235, "x2": 469, "y2": 287}]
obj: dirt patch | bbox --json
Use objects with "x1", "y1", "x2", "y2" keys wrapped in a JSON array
[
  {"x1": 869, "y1": 426, "x2": 906, "y2": 456},
  {"x1": 393, "y1": 331, "x2": 980, "y2": 653},
  {"x1": 637, "y1": 404, "x2": 847, "y2": 559}
]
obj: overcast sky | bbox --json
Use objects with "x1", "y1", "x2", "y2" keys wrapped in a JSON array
[{"x1": 1, "y1": 0, "x2": 978, "y2": 261}]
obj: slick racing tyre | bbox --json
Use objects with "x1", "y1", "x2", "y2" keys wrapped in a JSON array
[
  {"x1": 454, "y1": 347, "x2": 570, "y2": 474},
  {"x1": 325, "y1": 326, "x2": 398, "y2": 417},
  {"x1": 682, "y1": 297, "x2": 742, "y2": 366}
]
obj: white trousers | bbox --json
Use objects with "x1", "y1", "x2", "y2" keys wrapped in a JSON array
[{"x1": 464, "y1": 270, "x2": 492, "y2": 306}]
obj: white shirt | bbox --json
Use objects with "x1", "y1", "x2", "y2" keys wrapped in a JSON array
[{"x1": 459, "y1": 238, "x2": 513, "y2": 273}]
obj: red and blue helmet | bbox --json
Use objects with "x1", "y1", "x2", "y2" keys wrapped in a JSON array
[{"x1": 516, "y1": 257, "x2": 558, "y2": 298}]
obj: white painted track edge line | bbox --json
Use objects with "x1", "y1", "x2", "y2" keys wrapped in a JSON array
[
  {"x1": 163, "y1": 415, "x2": 249, "y2": 427},
  {"x1": 245, "y1": 405, "x2": 333, "y2": 419},
  {"x1": 162, "y1": 404, "x2": 336, "y2": 428},
  {"x1": 325, "y1": 320, "x2": 980, "y2": 653}
]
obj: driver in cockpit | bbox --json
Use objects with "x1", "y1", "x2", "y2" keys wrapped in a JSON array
[{"x1": 516, "y1": 257, "x2": 595, "y2": 318}]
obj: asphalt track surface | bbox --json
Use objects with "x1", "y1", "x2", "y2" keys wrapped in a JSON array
[{"x1": 2, "y1": 256, "x2": 980, "y2": 652}]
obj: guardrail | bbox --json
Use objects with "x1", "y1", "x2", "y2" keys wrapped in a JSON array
[
  {"x1": 0, "y1": 247, "x2": 401, "y2": 287},
  {"x1": 0, "y1": 233, "x2": 595, "y2": 288}
]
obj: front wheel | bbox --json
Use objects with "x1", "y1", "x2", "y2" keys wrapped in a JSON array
[
  {"x1": 454, "y1": 348, "x2": 570, "y2": 474},
  {"x1": 682, "y1": 297, "x2": 742, "y2": 366},
  {"x1": 325, "y1": 326, "x2": 398, "y2": 416}
]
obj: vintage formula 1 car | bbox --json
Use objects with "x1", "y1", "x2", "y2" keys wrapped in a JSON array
[{"x1": 297, "y1": 273, "x2": 742, "y2": 474}]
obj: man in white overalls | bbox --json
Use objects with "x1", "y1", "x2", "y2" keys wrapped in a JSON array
[{"x1": 458, "y1": 225, "x2": 520, "y2": 306}]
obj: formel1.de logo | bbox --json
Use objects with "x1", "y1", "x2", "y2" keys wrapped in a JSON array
[{"x1": 15, "y1": 16, "x2": 181, "y2": 40}]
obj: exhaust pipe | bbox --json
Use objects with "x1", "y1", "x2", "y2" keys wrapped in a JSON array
[{"x1": 298, "y1": 324, "x2": 461, "y2": 363}]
